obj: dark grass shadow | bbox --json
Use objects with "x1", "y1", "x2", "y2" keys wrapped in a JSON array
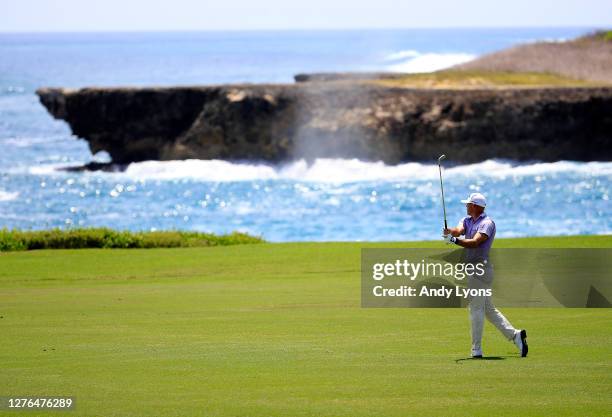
[{"x1": 455, "y1": 355, "x2": 519, "y2": 364}]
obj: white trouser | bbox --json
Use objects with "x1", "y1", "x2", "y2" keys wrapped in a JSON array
[{"x1": 467, "y1": 269, "x2": 516, "y2": 351}]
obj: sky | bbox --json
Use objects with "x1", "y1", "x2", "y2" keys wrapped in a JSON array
[{"x1": 1, "y1": 0, "x2": 611, "y2": 32}]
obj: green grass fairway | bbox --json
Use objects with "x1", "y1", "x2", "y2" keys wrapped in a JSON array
[{"x1": 1, "y1": 236, "x2": 611, "y2": 416}]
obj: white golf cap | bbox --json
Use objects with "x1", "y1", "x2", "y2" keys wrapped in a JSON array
[{"x1": 461, "y1": 192, "x2": 486, "y2": 207}]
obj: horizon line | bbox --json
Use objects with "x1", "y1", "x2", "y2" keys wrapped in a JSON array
[{"x1": 0, "y1": 25, "x2": 607, "y2": 35}]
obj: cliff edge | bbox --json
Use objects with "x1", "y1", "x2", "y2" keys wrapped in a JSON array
[{"x1": 37, "y1": 83, "x2": 612, "y2": 164}]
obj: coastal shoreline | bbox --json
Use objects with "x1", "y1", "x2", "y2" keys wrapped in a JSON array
[
  {"x1": 35, "y1": 32, "x2": 612, "y2": 168},
  {"x1": 37, "y1": 82, "x2": 612, "y2": 166}
]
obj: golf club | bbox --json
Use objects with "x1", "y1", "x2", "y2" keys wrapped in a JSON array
[{"x1": 437, "y1": 154, "x2": 448, "y2": 230}]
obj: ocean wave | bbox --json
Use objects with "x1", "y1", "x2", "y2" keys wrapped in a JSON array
[
  {"x1": 448, "y1": 160, "x2": 612, "y2": 178},
  {"x1": 93, "y1": 158, "x2": 612, "y2": 183},
  {"x1": 1, "y1": 136, "x2": 68, "y2": 147},
  {"x1": 384, "y1": 50, "x2": 421, "y2": 61},
  {"x1": 20, "y1": 158, "x2": 612, "y2": 184},
  {"x1": 17, "y1": 162, "x2": 85, "y2": 175},
  {"x1": 0, "y1": 190, "x2": 19, "y2": 201},
  {"x1": 118, "y1": 158, "x2": 446, "y2": 182},
  {"x1": 124, "y1": 159, "x2": 279, "y2": 181},
  {"x1": 385, "y1": 51, "x2": 476, "y2": 73},
  {"x1": 1, "y1": 86, "x2": 26, "y2": 95}
]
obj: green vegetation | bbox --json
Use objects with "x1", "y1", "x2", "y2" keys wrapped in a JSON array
[
  {"x1": 579, "y1": 30, "x2": 612, "y2": 42},
  {"x1": 0, "y1": 228, "x2": 263, "y2": 251},
  {"x1": 372, "y1": 70, "x2": 603, "y2": 89},
  {"x1": 0, "y1": 236, "x2": 610, "y2": 416}
]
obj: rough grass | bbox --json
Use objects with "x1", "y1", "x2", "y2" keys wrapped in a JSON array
[
  {"x1": 0, "y1": 236, "x2": 610, "y2": 416},
  {"x1": 454, "y1": 31, "x2": 612, "y2": 84},
  {"x1": 0, "y1": 228, "x2": 264, "y2": 251},
  {"x1": 371, "y1": 70, "x2": 599, "y2": 89}
]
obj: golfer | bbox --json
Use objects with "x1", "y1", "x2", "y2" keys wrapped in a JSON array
[{"x1": 443, "y1": 192, "x2": 528, "y2": 358}]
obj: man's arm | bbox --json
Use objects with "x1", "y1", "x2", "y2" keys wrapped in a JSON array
[
  {"x1": 453, "y1": 232, "x2": 488, "y2": 248},
  {"x1": 443, "y1": 224, "x2": 465, "y2": 237}
]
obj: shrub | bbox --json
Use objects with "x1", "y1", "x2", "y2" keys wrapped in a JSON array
[{"x1": 0, "y1": 228, "x2": 264, "y2": 251}]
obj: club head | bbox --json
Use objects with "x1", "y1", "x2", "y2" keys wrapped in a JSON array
[{"x1": 438, "y1": 154, "x2": 446, "y2": 164}]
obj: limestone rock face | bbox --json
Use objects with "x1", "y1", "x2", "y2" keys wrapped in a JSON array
[{"x1": 37, "y1": 84, "x2": 612, "y2": 164}]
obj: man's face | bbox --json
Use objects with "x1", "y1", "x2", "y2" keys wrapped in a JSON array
[{"x1": 466, "y1": 203, "x2": 483, "y2": 217}]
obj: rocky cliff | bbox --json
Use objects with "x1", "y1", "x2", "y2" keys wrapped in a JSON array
[{"x1": 37, "y1": 83, "x2": 612, "y2": 165}]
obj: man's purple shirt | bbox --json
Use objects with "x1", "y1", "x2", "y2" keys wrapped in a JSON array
[{"x1": 460, "y1": 212, "x2": 496, "y2": 258}]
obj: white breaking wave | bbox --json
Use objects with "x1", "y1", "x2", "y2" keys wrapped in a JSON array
[
  {"x1": 25, "y1": 163, "x2": 78, "y2": 175},
  {"x1": 124, "y1": 159, "x2": 279, "y2": 181},
  {"x1": 0, "y1": 190, "x2": 19, "y2": 201},
  {"x1": 2, "y1": 137, "x2": 64, "y2": 147},
  {"x1": 21, "y1": 158, "x2": 612, "y2": 183},
  {"x1": 384, "y1": 50, "x2": 421, "y2": 61},
  {"x1": 107, "y1": 159, "x2": 612, "y2": 183},
  {"x1": 447, "y1": 160, "x2": 612, "y2": 178},
  {"x1": 121, "y1": 158, "x2": 434, "y2": 182},
  {"x1": 386, "y1": 51, "x2": 476, "y2": 73}
]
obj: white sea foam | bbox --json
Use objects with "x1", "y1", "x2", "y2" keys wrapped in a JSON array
[
  {"x1": 0, "y1": 190, "x2": 19, "y2": 201},
  {"x1": 448, "y1": 160, "x2": 612, "y2": 178},
  {"x1": 26, "y1": 163, "x2": 77, "y2": 175},
  {"x1": 3, "y1": 137, "x2": 57, "y2": 147},
  {"x1": 107, "y1": 159, "x2": 612, "y2": 183},
  {"x1": 21, "y1": 158, "x2": 612, "y2": 184},
  {"x1": 124, "y1": 159, "x2": 279, "y2": 181},
  {"x1": 119, "y1": 158, "x2": 427, "y2": 182},
  {"x1": 385, "y1": 51, "x2": 476, "y2": 73},
  {"x1": 384, "y1": 50, "x2": 421, "y2": 61}
]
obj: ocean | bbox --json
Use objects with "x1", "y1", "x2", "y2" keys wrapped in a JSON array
[{"x1": 0, "y1": 28, "x2": 610, "y2": 241}]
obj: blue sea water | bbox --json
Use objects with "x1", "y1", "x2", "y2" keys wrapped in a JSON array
[{"x1": 0, "y1": 28, "x2": 610, "y2": 241}]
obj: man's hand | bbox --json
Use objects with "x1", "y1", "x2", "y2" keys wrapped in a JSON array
[
  {"x1": 442, "y1": 234, "x2": 457, "y2": 245},
  {"x1": 443, "y1": 227, "x2": 463, "y2": 237},
  {"x1": 445, "y1": 232, "x2": 488, "y2": 248}
]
